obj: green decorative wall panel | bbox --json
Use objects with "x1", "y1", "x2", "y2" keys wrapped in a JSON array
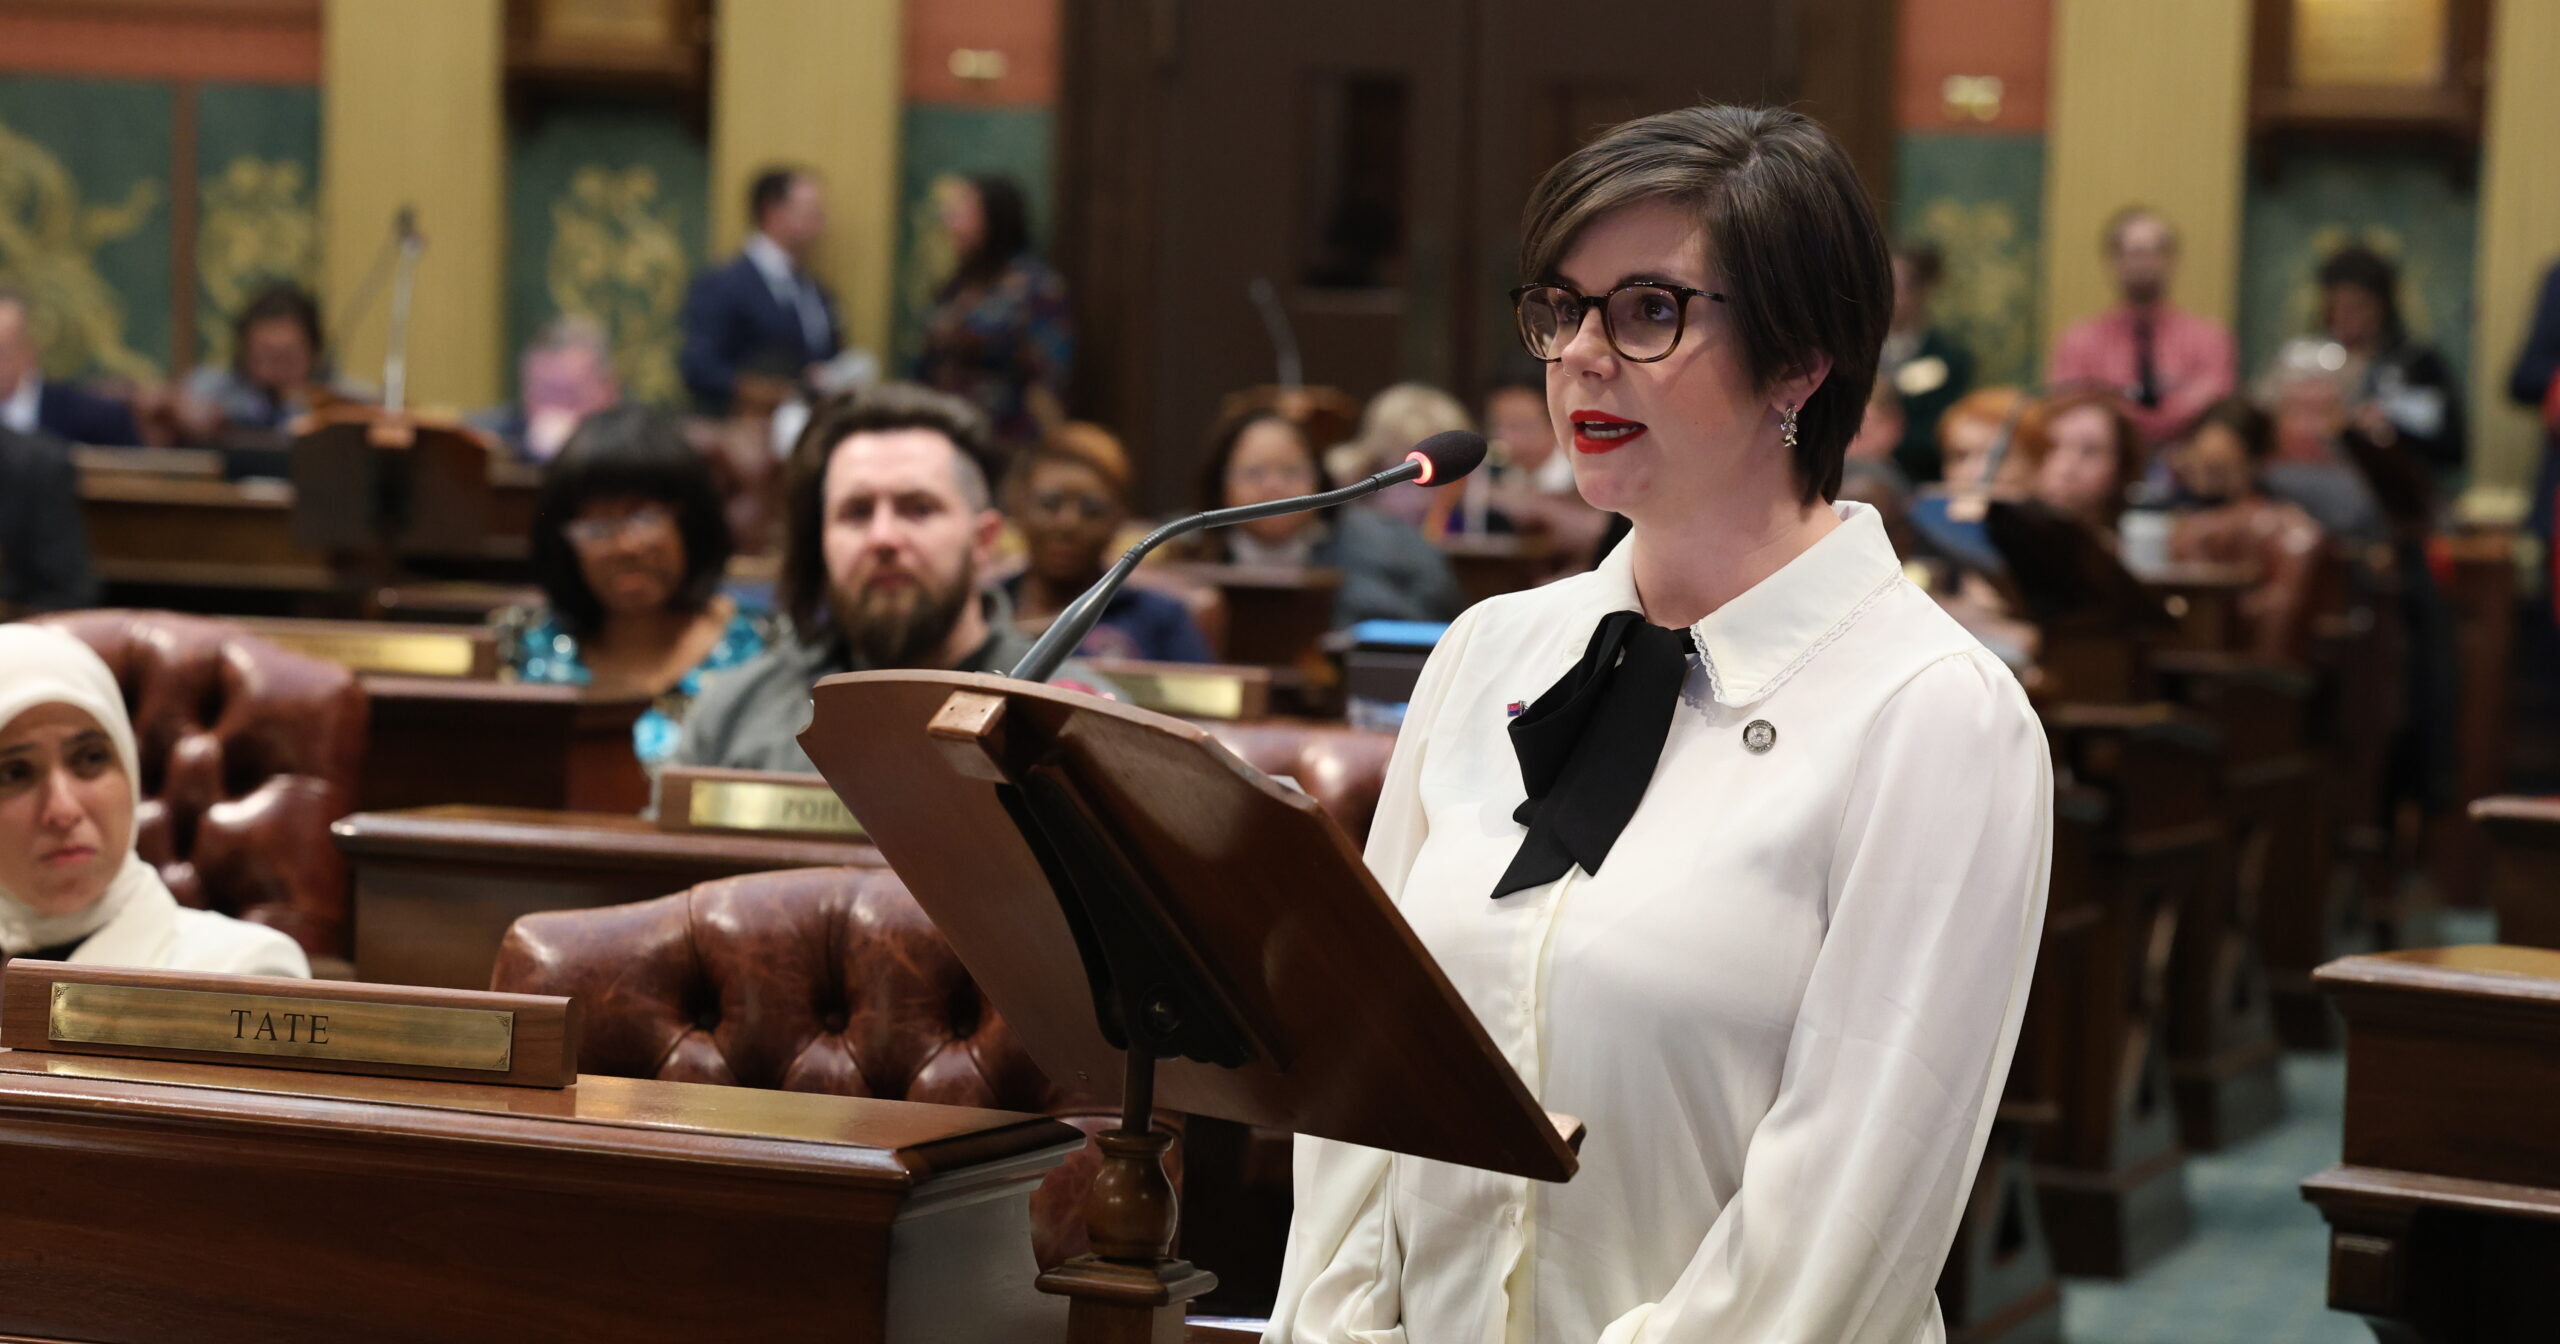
[
  {"x1": 2238, "y1": 144, "x2": 2477, "y2": 389},
  {"x1": 0, "y1": 75, "x2": 173, "y2": 379},
  {"x1": 892, "y1": 102, "x2": 1053, "y2": 372},
  {"x1": 506, "y1": 100, "x2": 707, "y2": 406},
  {"x1": 1893, "y1": 131, "x2": 2045, "y2": 389},
  {"x1": 196, "y1": 82, "x2": 321, "y2": 374}
]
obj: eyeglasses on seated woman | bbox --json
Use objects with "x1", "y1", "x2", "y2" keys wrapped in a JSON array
[{"x1": 501, "y1": 404, "x2": 778, "y2": 770}]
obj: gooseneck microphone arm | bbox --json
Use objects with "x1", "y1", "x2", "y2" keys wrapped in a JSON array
[{"x1": 1009, "y1": 430, "x2": 1485, "y2": 684}]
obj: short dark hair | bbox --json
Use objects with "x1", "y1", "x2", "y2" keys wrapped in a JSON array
[
  {"x1": 2193, "y1": 395, "x2": 2274, "y2": 463},
  {"x1": 1518, "y1": 104, "x2": 1892, "y2": 504},
  {"x1": 233, "y1": 282, "x2": 323, "y2": 366},
  {"x1": 1194, "y1": 406, "x2": 1332, "y2": 516},
  {"x1": 2316, "y1": 243, "x2": 2405, "y2": 344},
  {"x1": 946, "y1": 175, "x2": 1034, "y2": 296},
  {"x1": 748, "y1": 166, "x2": 808, "y2": 227},
  {"x1": 777, "y1": 383, "x2": 996, "y2": 637},
  {"x1": 530, "y1": 404, "x2": 732, "y2": 638},
  {"x1": 2103, "y1": 205, "x2": 2176, "y2": 255}
]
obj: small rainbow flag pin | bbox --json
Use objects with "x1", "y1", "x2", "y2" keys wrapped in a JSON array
[{"x1": 1505, "y1": 701, "x2": 1527, "y2": 718}]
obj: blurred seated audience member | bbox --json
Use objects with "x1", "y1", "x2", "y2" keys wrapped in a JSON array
[
  {"x1": 1935, "y1": 387, "x2": 2048, "y2": 499},
  {"x1": 1185, "y1": 407, "x2": 1465, "y2": 628},
  {"x1": 502, "y1": 405, "x2": 771, "y2": 770},
  {"x1": 0, "y1": 626, "x2": 307, "y2": 975},
  {"x1": 2047, "y1": 205, "x2": 2236, "y2": 446},
  {"x1": 0, "y1": 288, "x2": 140, "y2": 446},
  {"x1": 1341, "y1": 381, "x2": 1474, "y2": 532},
  {"x1": 1485, "y1": 355, "x2": 1573, "y2": 493},
  {"x1": 2314, "y1": 243, "x2": 2464, "y2": 481},
  {"x1": 0, "y1": 426, "x2": 100, "y2": 613},
  {"x1": 2260, "y1": 339, "x2": 2389, "y2": 545},
  {"x1": 1002, "y1": 421, "x2": 1212, "y2": 663},
  {"x1": 913, "y1": 174, "x2": 1072, "y2": 460},
  {"x1": 473, "y1": 316, "x2": 621, "y2": 463},
  {"x1": 2032, "y1": 388, "x2": 2143, "y2": 544},
  {"x1": 674, "y1": 384, "x2": 1110, "y2": 774},
  {"x1": 179, "y1": 282, "x2": 362, "y2": 446},
  {"x1": 1467, "y1": 356, "x2": 1610, "y2": 560},
  {"x1": 1880, "y1": 239, "x2": 1973, "y2": 483},
  {"x1": 2166, "y1": 397, "x2": 2325, "y2": 663},
  {"x1": 680, "y1": 166, "x2": 841, "y2": 415}
]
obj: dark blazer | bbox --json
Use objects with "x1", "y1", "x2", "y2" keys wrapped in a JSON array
[
  {"x1": 677, "y1": 253, "x2": 842, "y2": 414},
  {"x1": 0, "y1": 427, "x2": 101, "y2": 613},
  {"x1": 35, "y1": 380, "x2": 141, "y2": 447}
]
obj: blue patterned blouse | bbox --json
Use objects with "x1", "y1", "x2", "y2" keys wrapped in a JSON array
[{"x1": 502, "y1": 606, "x2": 775, "y2": 769}]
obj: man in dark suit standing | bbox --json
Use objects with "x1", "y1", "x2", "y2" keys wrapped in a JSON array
[
  {"x1": 0, "y1": 424, "x2": 100, "y2": 613},
  {"x1": 678, "y1": 166, "x2": 842, "y2": 415},
  {"x1": 0, "y1": 289, "x2": 142, "y2": 447}
]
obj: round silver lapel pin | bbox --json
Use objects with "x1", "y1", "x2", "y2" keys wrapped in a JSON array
[{"x1": 1742, "y1": 719, "x2": 1777, "y2": 754}]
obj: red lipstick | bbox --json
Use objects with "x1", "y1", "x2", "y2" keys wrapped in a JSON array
[{"x1": 1571, "y1": 411, "x2": 1648, "y2": 454}]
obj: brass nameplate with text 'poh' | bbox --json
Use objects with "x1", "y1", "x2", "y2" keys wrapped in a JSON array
[
  {"x1": 684, "y1": 779, "x2": 865, "y2": 836},
  {"x1": 49, "y1": 983, "x2": 516, "y2": 1072}
]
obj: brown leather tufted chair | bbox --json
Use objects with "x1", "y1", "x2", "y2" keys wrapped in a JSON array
[
  {"x1": 31, "y1": 609, "x2": 367, "y2": 957},
  {"x1": 1203, "y1": 719, "x2": 1396, "y2": 845},
  {"x1": 490, "y1": 866, "x2": 1179, "y2": 1270}
]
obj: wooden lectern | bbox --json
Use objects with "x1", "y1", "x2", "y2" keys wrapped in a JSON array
[{"x1": 800, "y1": 670, "x2": 1579, "y2": 1341}]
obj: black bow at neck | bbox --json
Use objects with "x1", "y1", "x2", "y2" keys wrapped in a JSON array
[{"x1": 1491, "y1": 609, "x2": 1693, "y2": 899}]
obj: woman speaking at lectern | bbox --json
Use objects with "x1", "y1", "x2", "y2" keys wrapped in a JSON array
[{"x1": 1266, "y1": 106, "x2": 2051, "y2": 1344}]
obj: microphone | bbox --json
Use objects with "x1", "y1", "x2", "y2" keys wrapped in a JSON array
[{"x1": 1010, "y1": 430, "x2": 1487, "y2": 683}]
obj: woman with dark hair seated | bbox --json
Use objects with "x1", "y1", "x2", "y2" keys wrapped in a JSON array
[
  {"x1": 1184, "y1": 406, "x2": 1464, "y2": 628},
  {"x1": 1002, "y1": 421, "x2": 1213, "y2": 662},
  {"x1": 177, "y1": 282, "x2": 366, "y2": 449},
  {"x1": 2166, "y1": 396, "x2": 2327, "y2": 663},
  {"x1": 503, "y1": 404, "x2": 773, "y2": 768},
  {"x1": 2032, "y1": 387, "x2": 2144, "y2": 544}
]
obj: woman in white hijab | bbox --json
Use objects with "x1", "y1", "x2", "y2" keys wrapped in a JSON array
[{"x1": 0, "y1": 626, "x2": 309, "y2": 975}]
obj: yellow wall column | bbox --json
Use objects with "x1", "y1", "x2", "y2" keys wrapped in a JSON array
[
  {"x1": 2469, "y1": 0, "x2": 2560, "y2": 498},
  {"x1": 711, "y1": 0, "x2": 904, "y2": 365},
  {"x1": 2042, "y1": 0, "x2": 2251, "y2": 354},
  {"x1": 320, "y1": 0, "x2": 505, "y2": 412}
]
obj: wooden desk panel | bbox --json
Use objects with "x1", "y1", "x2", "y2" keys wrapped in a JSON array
[
  {"x1": 2473, "y1": 796, "x2": 2560, "y2": 949},
  {"x1": 2305, "y1": 946, "x2": 2560, "y2": 1343},
  {"x1": 359, "y1": 677, "x2": 652, "y2": 814},
  {"x1": 0, "y1": 1050, "x2": 1076, "y2": 1344},
  {"x1": 336, "y1": 805, "x2": 883, "y2": 988}
]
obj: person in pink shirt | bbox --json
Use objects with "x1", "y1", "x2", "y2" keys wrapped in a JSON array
[{"x1": 2047, "y1": 206, "x2": 2236, "y2": 447}]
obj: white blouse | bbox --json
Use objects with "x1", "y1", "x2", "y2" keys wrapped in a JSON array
[{"x1": 1266, "y1": 502, "x2": 2052, "y2": 1344}]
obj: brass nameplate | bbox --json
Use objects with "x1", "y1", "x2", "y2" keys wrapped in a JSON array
[
  {"x1": 1110, "y1": 669, "x2": 1248, "y2": 720},
  {"x1": 685, "y1": 778, "x2": 865, "y2": 836},
  {"x1": 264, "y1": 630, "x2": 479, "y2": 677},
  {"x1": 49, "y1": 983, "x2": 516, "y2": 1073}
]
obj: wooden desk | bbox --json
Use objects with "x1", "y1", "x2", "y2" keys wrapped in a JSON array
[
  {"x1": 336, "y1": 805, "x2": 883, "y2": 988},
  {"x1": 2138, "y1": 562, "x2": 2255, "y2": 653},
  {"x1": 359, "y1": 678, "x2": 652, "y2": 814},
  {"x1": 1440, "y1": 532, "x2": 1556, "y2": 605},
  {"x1": 2304, "y1": 946, "x2": 2560, "y2": 1343},
  {"x1": 0, "y1": 1049, "x2": 1076, "y2": 1343},
  {"x1": 234, "y1": 617, "x2": 500, "y2": 678},
  {"x1": 79, "y1": 465, "x2": 538, "y2": 616},
  {"x1": 1157, "y1": 561, "x2": 1341, "y2": 668},
  {"x1": 2436, "y1": 531, "x2": 2521, "y2": 908},
  {"x1": 2472, "y1": 796, "x2": 2560, "y2": 949}
]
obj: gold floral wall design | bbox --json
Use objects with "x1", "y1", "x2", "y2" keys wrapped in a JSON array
[
  {"x1": 1915, "y1": 196, "x2": 2039, "y2": 391},
  {"x1": 546, "y1": 165, "x2": 687, "y2": 404},
  {"x1": 196, "y1": 156, "x2": 320, "y2": 370},
  {"x1": 0, "y1": 119, "x2": 163, "y2": 381}
]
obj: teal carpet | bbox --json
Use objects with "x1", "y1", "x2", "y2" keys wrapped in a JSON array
[
  {"x1": 2060, "y1": 1053, "x2": 2363, "y2": 1344},
  {"x1": 2063, "y1": 909, "x2": 2496, "y2": 1343}
]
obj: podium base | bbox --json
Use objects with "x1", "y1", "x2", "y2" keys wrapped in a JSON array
[{"x1": 1040, "y1": 1256, "x2": 1219, "y2": 1344}]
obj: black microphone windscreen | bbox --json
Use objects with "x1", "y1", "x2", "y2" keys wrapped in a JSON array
[{"x1": 1407, "y1": 430, "x2": 1487, "y2": 486}]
